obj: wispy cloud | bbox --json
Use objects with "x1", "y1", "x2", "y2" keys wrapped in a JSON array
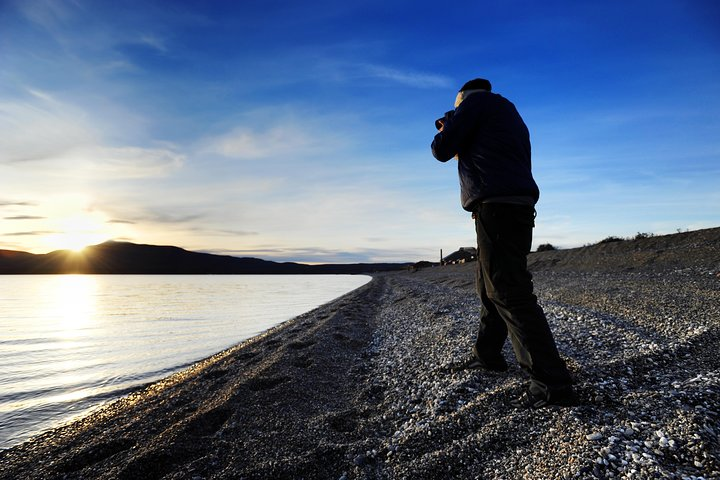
[
  {"x1": 106, "y1": 219, "x2": 136, "y2": 225},
  {"x1": 14, "y1": 0, "x2": 76, "y2": 32},
  {"x1": 190, "y1": 227, "x2": 259, "y2": 237},
  {"x1": 5, "y1": 141, "x2": 184, "y2": 179},
  {"x1": 202, "y1": 118, "x2": 346, "y2": 160},
  {"x1": 0, "y1": 88, "x2": 183, "y2": 177},
  {"x1": 4, "y1": 230, "x2": 58, "y2": 237},
  {"x1": 0, "y1": 200, "x2": 37, "y2": 207},
  {"x1": 137, "y1": 34, "x2": 168, "y2": 53},
  {"x1": 58, "y1": 145, "x2": 185, "y2": 179},
  {"x1": 0, "y1": 92, "x2": 99, "y2": 164},
  {"x1": 209, "y1": 245, "x2": 420, "y2": 263},
  {"x1": 361, "y1": 64, "x2": 453, "y2": 88},
  {"x1": 127, "y1": 211, "x2": 207, "y2": 225},
  {"x1": 4, "y1": 216, "x2": 46, "y2": 220}
]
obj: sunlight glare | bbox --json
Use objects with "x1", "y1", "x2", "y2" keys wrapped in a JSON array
[
  {"x1": 48, "y1": 214, "x2": 109, "y2": 252},
  {"x1": 48, "y1": 275, "x2": 99, "y2": 339}
]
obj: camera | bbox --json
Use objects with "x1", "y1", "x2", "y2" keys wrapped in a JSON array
[{"x1": 435, "y1": 110, "x2": 454, "y2": 131}]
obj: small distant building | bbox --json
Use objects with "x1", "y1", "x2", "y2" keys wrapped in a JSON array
[{"x1": 442, "y1": 247, "x2": 477, "y2": 265}]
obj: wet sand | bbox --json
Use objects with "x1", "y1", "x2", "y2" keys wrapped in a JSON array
[{"x1": 1, "y1": 228, "x2": 718, "y2": 479}]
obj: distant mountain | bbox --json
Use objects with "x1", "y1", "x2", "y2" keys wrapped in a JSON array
[{"x1": 0, "y1": 241, "x2": 410, "y2": 274}]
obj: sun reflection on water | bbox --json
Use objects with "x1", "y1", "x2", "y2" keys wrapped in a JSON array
[
  {"x1": 1, "y1": 274, "x2": 372, "y2": 449},
  {"x1": 46, "y1": 275, "x2": 99, "y2": 339}
]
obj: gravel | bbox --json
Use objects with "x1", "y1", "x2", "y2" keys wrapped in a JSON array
[{"x1": 1, "y1": 227, "x2": 718, "y2": 479}]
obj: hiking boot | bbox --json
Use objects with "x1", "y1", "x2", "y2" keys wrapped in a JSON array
[
  {"x1": 510, "y1": 387, "x2": 578, "y2": 409},
  {"x1": 449, "y1": 354, "x2": 508, "y2": 373}
]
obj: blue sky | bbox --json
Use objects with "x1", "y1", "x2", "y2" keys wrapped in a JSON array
[{"x1": 1, "y1": 0, "x2": 719, "y2": 262}]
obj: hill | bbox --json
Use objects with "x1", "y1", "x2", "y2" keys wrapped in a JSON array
[
  {"x1": 0, "y1": 241, "x2": 409, "y2": 274},
  {"x1": 527, "y1": 226, "x2": 720, "y2": 274}
]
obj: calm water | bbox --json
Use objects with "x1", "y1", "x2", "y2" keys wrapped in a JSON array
[{"x1": 0, "y1": 274, "x2": 370, "y2": 449}]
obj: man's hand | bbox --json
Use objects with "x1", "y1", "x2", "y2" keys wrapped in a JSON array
[
  {"x1": 431, "y1": 110, "x2": 458, "y2": 162},
  {"x1": 435, "y1": 110, "x2": 455, "y2": 132}
]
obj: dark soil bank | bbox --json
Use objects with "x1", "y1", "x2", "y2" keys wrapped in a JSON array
[{"x1": 2, "y1": 228, "x2": 719, "y2": 479}]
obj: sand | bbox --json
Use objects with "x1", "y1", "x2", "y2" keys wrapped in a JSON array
[{"x1": 1, "y1": 228, "x2": 718, "y2": 479}]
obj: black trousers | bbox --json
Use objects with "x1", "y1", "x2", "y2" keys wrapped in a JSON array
[{"x1": 473, "y1": 202, "x2": 572, "y2": 397}]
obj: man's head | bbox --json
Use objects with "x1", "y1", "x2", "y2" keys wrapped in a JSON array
[
  {"x1": 460, "y1": 78, "x2": 492, "y2": 92},
  {"x1": 455, "y1": 78, "x2": 492, "y2": 107}
]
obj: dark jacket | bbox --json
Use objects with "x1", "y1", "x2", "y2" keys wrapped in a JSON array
[{"x1": 431, "y1": 91, "x2": 539, "y2": 211}]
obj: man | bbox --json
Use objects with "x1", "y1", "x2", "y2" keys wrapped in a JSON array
[{"x1": 431, "y1": 78, "x2": 577, "y2": 408}]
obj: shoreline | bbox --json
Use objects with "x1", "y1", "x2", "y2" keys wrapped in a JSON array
[
  {"x1": 0, "y1": 274, "x2": 372, "y2": 451},
  {"x1": 1, "y1": 228, "x2": 719, "y2": 479}
]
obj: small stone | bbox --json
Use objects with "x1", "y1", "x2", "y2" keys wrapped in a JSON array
[{"x1": 587, "y1": 432, "x2": 603, "y2": 441}]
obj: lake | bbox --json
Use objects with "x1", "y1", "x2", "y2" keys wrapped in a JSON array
[{"x1": 0, "y1": 274, "x2": 370, "y2": 449}]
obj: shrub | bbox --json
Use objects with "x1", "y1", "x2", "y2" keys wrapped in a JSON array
[
  {"x1": 634, "y1": 232, "x2": 654, "y2": 240},
  {"x1": 598, "y1": 236, "x2": 624, "y2": 244},
  {"x1": 536, "y1": 243, "x2": 557, "y2": 252}
]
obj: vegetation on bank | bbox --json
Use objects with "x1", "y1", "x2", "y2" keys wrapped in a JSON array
[{"x1": 538, "y1": 231, "x2": 667, "y2": 252}]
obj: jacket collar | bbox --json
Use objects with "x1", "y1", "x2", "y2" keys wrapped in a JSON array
[{"x1": 454, "y1": 89, "x2": 487, "y2": 108}]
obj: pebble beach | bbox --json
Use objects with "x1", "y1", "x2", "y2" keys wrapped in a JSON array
[{"x1": 1, "y1": 227, "x2": 718, "y2": 480}]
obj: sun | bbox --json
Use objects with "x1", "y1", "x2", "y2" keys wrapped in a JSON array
[{"x1": 48, "y1": 214, "x2": 109, "y2": 252}]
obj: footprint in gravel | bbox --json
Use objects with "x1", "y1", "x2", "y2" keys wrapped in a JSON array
[
  {"x1": 203, "y1": 368, "x2": 228, "y2": 380},
  {"x1": 264, "y1": 339, "x2": 281, "y2": 349},
  {"x1": 236, "y1": 351, "x2": 260, "y2": 366},
  {"x1": 291, "y1": 356, "x2": 313, "y2": 368},
  {"x1": 180, "y1": 405, "x2": 233, "y2": 437},
  {"x1": 363, "y1": 383, "x2": 385, "y2": 402},
  {"x1": 327, "y1": 409, "x2": 358, "y2": 433},
  {"x1": 287, "y1": 339, "x2": 315, "y2": 350},
  {"x1": 117, "y1": 445, "x2": 199, "y2": 480},
  {"x1": 58, "y1": 438, "x2": 135, "y2": 473},
  {"x1": 246, "y1": 376, "x2": 290, "y2": 391}
]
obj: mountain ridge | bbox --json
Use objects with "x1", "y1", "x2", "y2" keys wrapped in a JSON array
[{"x1": 0, "y1": 240, "x2": 410, "y2": 274}]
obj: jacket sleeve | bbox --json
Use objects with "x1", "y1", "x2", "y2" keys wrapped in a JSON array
[{"x1": 431, "y1": 101, "x2": 477, "y2": 162}]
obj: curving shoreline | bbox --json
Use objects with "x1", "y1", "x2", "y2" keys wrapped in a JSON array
[{"x1": 1, "y1": 228, "x2": 719, "y2": 479}]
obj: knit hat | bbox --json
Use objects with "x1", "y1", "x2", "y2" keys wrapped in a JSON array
[
  {"x1": 459, "y1": 78, "x2": 492, "y2": 92},
  {"x1": 455, "y1": 78, "x2": 492, "y2": 107}
]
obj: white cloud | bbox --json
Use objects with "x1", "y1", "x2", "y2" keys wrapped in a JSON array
[
  {"x1": 57, "y1": 145, "x2": 185, "y2": 179},
  {"x1": 362, "y1": 64, "x2": 453, "y2": 88},
  {"x1": 202, "y1": 118, "x2": 346, "y2": 160},
  {"x1": 137, "y1": 34, "x2": 168, "y2": 53},
  {"x1": 0, "y1": 87, "x2": 182, "y2": 178},
  {"x1": 14, "y1": 0, "x2": 76, "y2": 31},
  {"x1": 0, "y1": 93, "x2": 98, "y2": 164}
]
